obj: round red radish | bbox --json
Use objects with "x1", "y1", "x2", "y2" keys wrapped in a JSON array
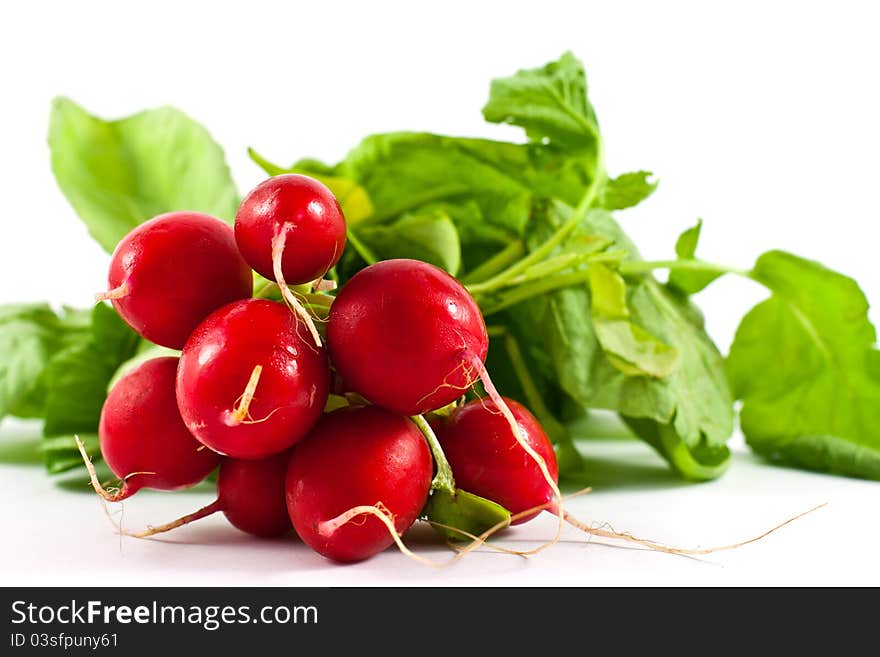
[
  {"x1": 98, "y1": 357, "x2": 219, "y2": 500},
  {"x1": 176, "y1": 299, "x2": 329, "y2": 460},
  {"x1": 286, "y1": 406, "x2": 432, "y2": 562},
  {"x1": 327, "y1": 259, "x2": 488, "y2": 416},
  {"x1": 101, "y1": 212, "x2": 253, "y2": 349},
  {"x1": 130, "y1": 451, "x2": 294, "y2": 539},
  {"x1": 217, "y1": 452, "x2": 293, "y2": 537},
  {"x1": 235, "y1": 174, "x2": 347, "y2": 285},
  {"x1": 435, "y1": 398, "x2": 559, "y2": 524}
]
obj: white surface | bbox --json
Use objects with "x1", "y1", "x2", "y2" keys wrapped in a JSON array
[
  {"x1": 1, "y1": 2, "x2": 879, "y2": 585},
  {"x1": 1, "y1": 421, "x2": 876, "y2": 587}
]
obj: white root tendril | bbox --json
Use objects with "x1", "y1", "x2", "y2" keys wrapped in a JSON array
[
  {"x1": 74, "y1": 434, "x2": 128, "y2": 503},
  {"x1": 271, "y1": 228, "x2": 324, "y2": 348},
  {"x1": 95, "y1": 281, "x2": 129, "y2": 303},
  {"x1": 466, "y1": 352, "x2": 565, "y2": 556},
  {"x1": 318, "y1": 502, "x2": 525, "y2": 568},
  {"x1": 318, "y1": 503, "x2": 439, "y2": 567},
  {"x1": 563, "y1": 503, "x2": 828, "y2": 556},
  {"x1": 317, "y1": 487, "x2": 818, "y2": 566},
  {"x1": 312, "y1": 278, "x2": 337, "y2": 292},
  {"x1": 226, "y1": 365, "x2": 263, "y2": 426},
  {"x1": 317, "y1": 491, "x2": 584, "y2": 567},
  {"x1": 74, "y1": 430, "x2": 154, "y2": 543},
  {"x1": 124, "y1": 500, "x2": 224, "y2": 539}
]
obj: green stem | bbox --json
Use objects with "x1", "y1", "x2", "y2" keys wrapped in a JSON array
[
  {"x1": 460, "y1": 240, "x2": 525, "y2": 285},
  {"x1": 501, "y1": 331, "x2": 569, "y2": 445},
  {"x1": 479, "y1": 257, "x2": 749, "y2": 316},
  {"x1": 619, "y1": 259, "x2": 749, "y2": 278},
  {"x1": 346, "y1": 228, "x2": 379, "y2": 265},
  {"x1": 502, "y1": 243, "x2": 617, "y2": 288},
  {"x1": 411, "y1": 414, "x2": 455, "y2": 494},
  {"x1": 253, "y1": 278, "x2": 276, "y2": 299},
  {"x1": 466, "y1": 138, "x2": 606, "y2": 296},
  {"x1": 479, "y1": 269, "x2": 594, "y2": 316}
]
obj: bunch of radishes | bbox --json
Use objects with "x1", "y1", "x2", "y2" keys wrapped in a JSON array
[{"x1": 82, "y1": 173, "x2": 564, "y2": 563}]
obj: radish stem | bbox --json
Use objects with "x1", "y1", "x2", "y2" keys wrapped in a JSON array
[
  {"x1": 460, "y1": 240, "x2": 525, "y2": 285},
  {"x1": 411, "y1": 414, "x2": 456, "y2": 494}
]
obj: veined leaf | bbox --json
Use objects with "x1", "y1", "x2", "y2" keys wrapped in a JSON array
[
  {"x1": 482, "y1": 51, "x2": 600, "y2": 149},
  {"x1": 49, "y1": 98, "x2": 239, "y2": 252},
  {"x1": 728, "y1": 250, "x2": 880, "y2": 480}
]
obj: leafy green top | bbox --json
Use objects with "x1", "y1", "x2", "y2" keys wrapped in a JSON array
[
  {"x1": 1, "y1": 51, "x2": 875, "y2": 488},
  {"x1": 49, "y1": 98, "x2": 239, "y2": 253},
  {"x1": 728, "y1": 251, "x2": 880, "y2": 479}
]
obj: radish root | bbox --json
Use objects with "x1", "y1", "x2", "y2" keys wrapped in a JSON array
[
  {"x1": 445, "y1": 487, "x2": 593, "y2": 557},
  {"x1": 271, "y1": 228, "x2": 323, "y2": 348},
  {"x1": 318, "y1": 502, "x2": 441, "y2": 567},
  {"x1": 95, "y1": 281, "x2": 129, "y2": 302},
  {"x1": 125, "y1": 499, "x2": 225, "y2": 539},
  {"x1": 563, "y1": 503, "x2": 828, "y2": 556},
  {"x1": 74, "y1": 434, "x2": 153, "y2": 503},
  {"x1": 466, "y1": 352, "x2": 565, "y2": 556},
  {"x1": 318, "y1": 488, "x2": 824, "y2": 565},
  {"x1": 226, "y1": 364, "x2": 263, "y2": 426},
  {"x1": 414, "y1": 361, "x2": 475, "y2": 408},
  {"x1": 312, "y1": 278, "x2": 337, "y2": 292},
  {"x1": 318, "y1": 494, "x2": 575, "y2": 567}
]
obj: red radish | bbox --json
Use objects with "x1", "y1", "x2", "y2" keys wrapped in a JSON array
[
  {"x1": 78, "y1": 357, "x2": 220, "y2": 501},
  {"x1": 327, "y1": 259, "x2": 488, "y2": 417},
  {"x1": 176, "y1": 298, "x2": 329, "y2": 460},
  {"x1": 286, "y1": 406, "x2": 432, "y2": 563},
  {"x1": 129, "y1": 451, "x2": 293, "y2": 539},
  {"x1": 97, "y1": 212, "x2": 253, "y2": 349},
  {"x1": 436, "y1": 398, "x2": 559, "y2": 525},
  {"x1": 327, "y1": 258, "x2": 562, "y2": 539},
  {"x1": 235, "y1": 174, "x2": 347, "y2": 347}
]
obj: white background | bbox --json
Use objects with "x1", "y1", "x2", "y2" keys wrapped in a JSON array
[{"x1": 1, "y1": 1, "x2": 879, "y2": 586}]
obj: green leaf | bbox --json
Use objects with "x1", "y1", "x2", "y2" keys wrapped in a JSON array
[
  {"x1": 337, "y1": 133, "x2": 531, "y2": 233},
  {"x1": 357, "y1": 209, "x2": 462, "y2": 275},
  {"x1": 869, "y1": 349, "x2": 880, "y2": 380},
  {"x1": 728, "y1": 250, "x2": 880, "y2": 480},
  {"x1": 668, "y1": 220, "x2": 722, "y2": 295},
  {"x1": 248, "y1": 148, "x2": 374, "y2": 224},
  {"x1": 319, "y1": 132, "x2": 602, "y2": 285},
  {"x1": 42, "y1": 433, "x2": 100, "y2": 475},
  {"x1": 49, "y1": 97, "x2": 239, "y2": 253},
  {"x1": 593, "y1": 278, "x2": 732, "y2": 473},
  {"x1": 622, "y1": 417, "x2": 731, "y2": 480},
  {"x1": 0, "y1": 304, "x2": 91, "y2": 421},
  {"x1": 334, "y1": 132, "x2": 596, "y2": 230},
  {"x1": 482, "y1": 51, "x2": 600, "y2": 150},
  {"x1": 503, "y1": 206, "x2": 732, "y2": 479},
  {"x1": 587, "y1": 263, "x2": 680, "y2": 378},
  {"x1": 42, "y1": 304, "x2": 140, "y2": 472},
  {"x1": 424, "y1": 489, "x2": 511, "y2": 542},
  {"x1": 600, "y1": 171, "x2": 657, "y2": 210}
]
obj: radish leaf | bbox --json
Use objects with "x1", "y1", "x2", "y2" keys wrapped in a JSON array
[
  {"x1": 600, "y1": 171, "x2": 657, "y2": 211},
  {"x1": 728, "y1": 251, "x2": 880, "y2": 479},
  {"x1": 668, "y1": 220, "x2": 722, "y2": 295},
  {"x1": 482, "y1": 51, "x2": 600, "y2": 149},
  {"x1": 49, "y1": 98, "x2": 239, "y2": 253}
]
